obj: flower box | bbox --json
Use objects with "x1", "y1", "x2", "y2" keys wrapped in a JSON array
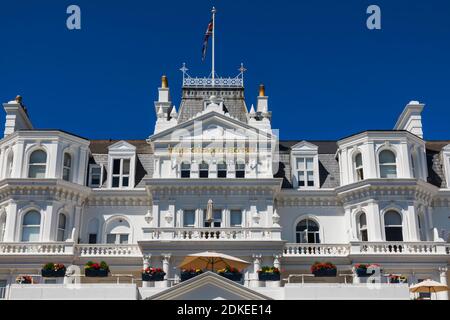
[
  {"x1": 85, "y1": 269, "x2": 109, "y2": 278},
  {"x1": 312, "y1": 269, "x2": 337, "y2": 277},
  {"x1": 142, "y1": 273, "x2": 165, "y2": 282},
  {"x1": 258, "y1": 273, "x2": 281, "y2": 281},
  {"x1": 41, "y1": 268, "x2": 66, "y2": 278},
  {"x1": 181, "y1": 272, "x2": 202, "y2": 282},
  {"x1": 219, "y1": 272, "x2": 243, "y2": 282}
]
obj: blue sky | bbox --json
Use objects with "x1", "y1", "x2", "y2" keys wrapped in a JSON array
[{"x1": 1, "y1": 0, "x2": 449, "y2": 141}]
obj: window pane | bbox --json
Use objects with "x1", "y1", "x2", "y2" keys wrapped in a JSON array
[
  {"x1": 355, "y1": 153, "x2": 363, "y2": 167},
  {"x1": 307, "y1": 171, "x2": 314, "y2": 186},
  {"x1": 22, "y1": 227, "x2": 40, "y2": 242},
  {"x1": 184, "y1": 211, "x2": 195, "y2": 227},
  {"x1": 64, "y1": 153, "x2": 72, "y2": 167},
  {"x1": 297, "y1": 158, "x2": 305, "y2": 170},
  {"x1": 29, "y1": 165, "x2": 46, "y2": 178},
  {"x1": 58, "y1": 214, "x2": 66, "y2": 229},
  {"x1": 230, "y1": 210, "x2": 242, "y2": 227},
  {"x1": 380, "y1": 150, "x2": 396, "y2": 164},
  {"x1": 88, "y1": 234, "x2": 97, "y2": 244},
  {"x1": 30, "y1": 150, "x2": 47, "y2": 164},
  {"x1": 359, "y1": 213, "x2": 367, "y2": 228},
  {"x1": 385, "y1": 227, "x2": 403, "y2": 241},
  {"x1": 113, "y1": 159, "x2": 121, "y2": 174},
  {"x1": 122, "y1": 159, "x2": 130, "y2": 175},
  {"x1": 213, "y1": 210, "x2": 222, "y2": 221},
  {"x1": 106, "y1": 234, "x2": 116, "y2": 244},
  {"x1": 57, "y1": 229, "x2": 65, "y2": 242},
  {"x1": 122, "y1": 177, "x2": 129, "y2": 187},
  {"x1": 24, "y1": 211, "x2": 41, "y2": 225},
  {"x1": 92, "y1": 167, "x2": 101, "y2": 175},
  {"x1": 385, "y1": 211, "x2": 402, "y2": 225},
  {"x1": 63, "y1": 168, "x2": 70, "y2": 181},
  {"x1": 112, "y1": 177, "x2": 120, "y2": 188},
  {"x1": 306, "y1": 158, "x2": 314, "y2": 170},
  {"x1": 119, "y1": 234, "x2": 129, "y2": 244},
  {"x1": 380, "y1": 165, "x2": 397, "y2": 178}
]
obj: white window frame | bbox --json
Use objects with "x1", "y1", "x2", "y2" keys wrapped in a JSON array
[
  {"x1": 295, "y1": 218, "x2": 320, "y2": 244},
  {"x1": 442, "y1": 145, "x2": 450, "y2": 188},
  {"x1": 28, "y1": 149, "x2": 48, "y2": 179},
  {"x1": 21, "y1": 210, "x2": 41, "y2": 242},
  {"x1": 111, "y1": 158, "x2": 131, "y2": 188},
  {"x1": 230, "y1": 210, "x2": 243, "y2": 227},
  {"x1": 62, "y1": 153, "x2": 72, "y2": 182},
  {"x1": 354, "y1": 152, "x2": 364, "y2": 182},
  {"x1": 106, "y1": 233, "x2": 129, "y2": 244},
  {"x1": 88, "y1": 164, "x2": 103, "y2": 188},
  {"x1": 183, "y1": 210, "x2": 196, "y2": 227},
  {"x1": 107, "y1": 141, "x2": 136, "y2": 189},
  {"x1": 290, "y1": 141, "x2": 320, "y2": 189},
  {"x1": 57, "y1": 213, "x2": 67, "y2": 242},
  {"x1": 378, "y1": 149, "x2": 398, "y2": 179},
  {"x1": 357, "y1": 212, "x2": 368, "y2": 242}
]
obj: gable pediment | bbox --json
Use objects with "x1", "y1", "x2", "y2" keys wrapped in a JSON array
[
  {"x1": 291, "y1": 140, "x2": 319, "y2": 152},
  {"x1": 149, "y1": 112, "x2": 274, "y2": 143},
  {"x1": 108, "y1": 140, "x2": 137, "y2": 152},
  {"x1": 147, "y1": 272, "x2": 271, "y2": 300}
]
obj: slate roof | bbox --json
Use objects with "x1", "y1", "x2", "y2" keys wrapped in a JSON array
[
  {"x1": 86, "y1": 139, "x2": 449, "y2": 190},
  {"x1": 177, "y1": 87, "x2": 248, "y2": 123}
]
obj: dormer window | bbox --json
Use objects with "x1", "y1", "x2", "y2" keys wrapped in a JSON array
[
  {"x1": 107, "y1": 141, "x2": 136, "y2": 189},
  {"x1": 297, "y1": 157, "x2": 315, "y2": 187},
  {"x1": 199, "y1": 161, "x2": 209, "y2": 178},
  {"x1": 89, "y1": 164, "x2": 103, "y2": 188},
  {"x1": 290, "y1": 141, "x2": 320, "y2": 189},
  {"x1": 354, "y1": 152, "x2": 364, "y2": 181},
  {"x1": 181, "y1": 162, "x2": 191, "y2": 178},
  {"x1": 112, "y1": 158, "x2": 130, "y2": 188}
]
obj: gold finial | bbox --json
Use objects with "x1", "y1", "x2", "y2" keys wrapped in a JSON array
[
  {"x1": 15, "y1": 95, "x2": 23, "y2": 104},
  {"x1": 161, "y1": 75, "x2": 168, "y2": 89},
  {"x1": 259, "y1": 84, "x2": 265, "y2": 97}
]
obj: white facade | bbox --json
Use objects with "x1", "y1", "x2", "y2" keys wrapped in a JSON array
[{"x1": 0, "y1": 72, "x2": 449, "y2": 300}]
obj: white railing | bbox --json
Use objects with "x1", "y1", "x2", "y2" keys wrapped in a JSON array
[
  {"x1": 284, "y1": 244, "x2": 350, "y2": 257},
  {"x1": 75, "y1": 244, "x2": 142, "y2": 257},
  {"x1": 143, "y1": 227, "x2": 281, "y2": 241},
  {"x1": 0, "y1": 242, "x2": 73, "y2": 255},
  {"x1": 283, "y1": 242, "x2": 450, "y2": 257},
  {"x1": 357, "y1": 242, "x2": 444, "y2": 255},
  {"x1": 182, "y1": 76, "x2": 244, "y2": 88}
]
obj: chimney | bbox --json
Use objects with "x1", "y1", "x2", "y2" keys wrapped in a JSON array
[
  {"x1": 3, "y1": 95, "x2": 33, "y2": 137},
  {"x1": 154, "y1": 75, "x2": 172, "y2": 116},
  {"x1": 256, "y1": 84, "x2": 268, "y2": 113},
  {"x1": 394, "y1": 101, "x2": 425, "y2": 138}
]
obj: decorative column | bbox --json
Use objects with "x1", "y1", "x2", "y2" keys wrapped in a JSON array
[
  {"x1": 162, "y1": 254, "x2": 171, "y2": 280},
  {"x1": 248, "y1": 254, "x2": 262, "y2": 288},
  {"x1": 439, "y1": 267, "x2": 449, "y2": 300},
  {"x1": 142, "y1": 254, "x2": 152, "y2": 288}
]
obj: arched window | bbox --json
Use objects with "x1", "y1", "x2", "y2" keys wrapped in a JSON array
[
  {"x1": 379, "y1": 150, "x2": 397, "y2": 178},
  {"x1": 296, "y1": 218, "x2": 320, "y2": 244},
  {"x1": 28, "y1": 150, "x2": 47, "y2": 178},
  {"x1": 357, "y1": 212, "x2": 368, "y2": 241},
  {"x1": 57, "y1": 213, "x2": 67, "y2": 241},
  {"x1": 105, "y1": 218, "x2": 130, "y2": 244},
  {"x1": 22, "y1": 210, "x2": 41, "y2": 242},
  {"x1": 180, "y1": 162, "x2": 191, "y2": 178},
  {"x1": 6, "y1": 151, "x2": 14, "y2": 178},
  {"x1": 63, "y1": 153, "x2": 72, "y2": 181},
  {"x1": 199, "y1": 161, "x2": 209, "y2": 178},
  {"x1": 217, "y1": 162, "x2": 227, "y2": 178},
  {"x1": 354, "y1": 152, "x2": 364, "y2": 181},
  {"x1": 235, "y1": 162, "x2": 245, "y2": 178},
  {"x1": 0, "y1": 212, "x2": 6, "y2": 242},
  {"x1": 384, "y1": 211, "x2": 403, "y2": 241}
]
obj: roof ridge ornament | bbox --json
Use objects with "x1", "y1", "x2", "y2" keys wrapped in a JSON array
[{"x1": 180, "y1": 62, "x2": 246, "y2": 88}]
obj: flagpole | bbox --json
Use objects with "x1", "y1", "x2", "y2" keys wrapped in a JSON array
[{"x1": 212, "y1": 7, "x2": 216, "y2": 86}]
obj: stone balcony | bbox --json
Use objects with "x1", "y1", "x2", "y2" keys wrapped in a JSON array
[
  {"x1": 142, "y1": 227, "x2": 282, "y2": 241},
  {"x1": 283, "y1": 242, "x2": 450, "y2": 258}
]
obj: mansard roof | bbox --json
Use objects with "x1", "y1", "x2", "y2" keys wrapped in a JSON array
[
  {"x1": 178, "y1": 87, "x2": 248, "y2": 123},
  {"x1": 89, "y1": 140, "x2": 153, "y2": 154}
]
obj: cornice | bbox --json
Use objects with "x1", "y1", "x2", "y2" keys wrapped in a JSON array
[
  {"x1": 0, "y1": 179, "x2": 90, "y2": 205},
  {"x1": 276, "y1": 189, "x2": 340, "y2": 207},
  {"x1": 87, "y1": 188, "x2": 150, "y2": 206}
]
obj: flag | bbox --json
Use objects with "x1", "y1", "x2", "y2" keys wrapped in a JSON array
[{"x1": 202, "y1": 18, "x2": 213, "y2": 61}]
